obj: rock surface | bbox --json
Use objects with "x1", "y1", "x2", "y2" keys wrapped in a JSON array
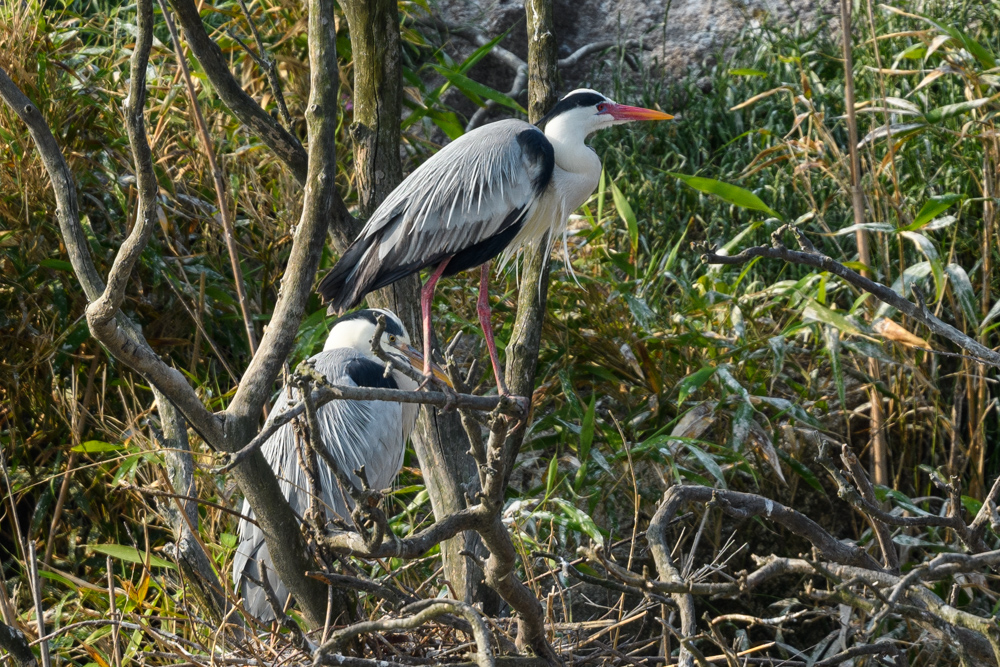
[{"x1": 432, "y1": 0, "x2": 830, "y2": 80}]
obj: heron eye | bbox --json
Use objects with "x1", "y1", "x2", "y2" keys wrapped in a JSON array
[
  {"x1": 389, "y1": 334, "x2": 396, "y2": 342},
  {"x1": 597, "y1": 102, "x2": 608, "y2": 113}
]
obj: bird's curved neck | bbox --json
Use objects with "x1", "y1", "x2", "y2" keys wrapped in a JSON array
[{"x1": 543, "y1": 116, "x2": 600, "y2": 175}]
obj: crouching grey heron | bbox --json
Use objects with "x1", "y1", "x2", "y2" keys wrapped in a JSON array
[
  {"x1": 318, "y1": 89, "x2": 672, "y2": 398},
  {"x1": 233, "y1": 308, "x2": 440, "y2": 621}
]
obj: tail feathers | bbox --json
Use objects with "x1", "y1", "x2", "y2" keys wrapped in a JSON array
[
  {"x1": 233, "y1": 503, "x2": 286, "y2": 622},
  {"x1": 318, "y1": 236, "x2": 379, "y2": 315}
]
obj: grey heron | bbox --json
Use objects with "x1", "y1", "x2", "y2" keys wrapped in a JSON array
[
  {"x1": 318, "y1": 89, "x2": 672, "y2": 397},
  {"x1": 233, "y1": 308, "x2": 438, "y2": 621}
]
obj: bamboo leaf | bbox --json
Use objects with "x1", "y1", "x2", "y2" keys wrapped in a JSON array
[
  {"x1": 457, "y1": 26, "x2": 512, "y2": 74},
  {"x1": 859, "y1": 122, "x2": 926, "y2": 146},
  {"x1": 72, "y1": 440, "x2": 123, "y2": 453},
  {"x1": 899, "y1": 231, "x2": 939, "y2": 261},
  {"x1": 574, "y1": 395, "x2": 597, "y2": 490},
  {"x1": 945, "y1": 263, "x2": 978, "y2": 326},
  {"x1": 610, "y1": 181, "x2": 639, "y2": 257},
  {"x1": 981, "y1": 298, "x2": 1000, "y2": 332},
  {"x1": 685, "y1": 443, "x2": 727, "y2": 488},
  {"x1": 729, "y1": 401, "x2": 754, "y2": 453},
  {"x1": 826, "y1": 222, "x2": 895, "y2": 236},
  {"x1": 904, "y1": 194, "x2": 963, "y2": 230},
  {"x1": 824, "y1": 326, "x2": 846, "y2": 411},
  {"x1": 676, "y1": 366, "x2": 716, "y2": 405},
  {"x1": 550, "y1": 498, "x2": 605, "y2": 544},
  {"x1": 924, "y1": 97, "x2": 993, "y2": 123},
  {"x1": 87, "y1": 544, "x2": 176, "y2": 570},
  {"x1": 875, "y1": 262, "x2": 933, "y2": 318},
  {"x1": 430, "y1": 66, "x2": 526, "y2": 113},
  {"x1": 802, "y1": 298, "x2": 863, "y2": 336},
  {"x1": 670, "y1": 172, "x2": 781, "y2": 219},
  {"x1": 778, "y1": 449, "x2": 825, "y2": 494},
  {"x1": 544, "y1": 456, "x2": 559, "y2": 496}
]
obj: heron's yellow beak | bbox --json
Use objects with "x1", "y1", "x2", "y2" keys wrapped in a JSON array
[{"x1": 391, "y1": 341, "x2": 454, "y2": 389}]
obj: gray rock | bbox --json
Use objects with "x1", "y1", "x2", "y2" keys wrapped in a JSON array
[{"x1": 432, "y1": 0, "x2": 830, "y2": 81}]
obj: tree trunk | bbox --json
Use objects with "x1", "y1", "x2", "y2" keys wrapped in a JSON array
[
  {"x1": 503, "y1": 0, "x2": 559, "y2": 481},
  {"x1": 339, "y1": 0, "x2": 485, "y2": 605},
  {"x1": 154, "y1": 387, "x2": 230, "y2": 626}
]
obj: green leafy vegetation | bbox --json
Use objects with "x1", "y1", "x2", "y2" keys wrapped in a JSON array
[{"x1": 4, "y1": 0, "x2": 1000, "y2": 663}]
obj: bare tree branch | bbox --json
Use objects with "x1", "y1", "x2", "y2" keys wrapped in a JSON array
[
  {"x1": 835, "y1": 443, "x2": 899, "y2": 569},
  {"x1": 153, "y1": 386, "x2": 230, "y2": 626},
  {"x1": 316, "y1": 599, "x2": 495, "y2": 667},
  {"x1": 319, "y1": 506, "x2": 482, "y2": 559},
  {"x1": 224, "y1": 0, "x2": 337, "y2": 442},
  {"x1": 0, "y1": 620, "x2": 36, "y2": 667},
  {"x1": 700, "y1": 225, "x2": 1000, "y2": 368},
  {"x1": 814, "y1": 643, "x2": 903, "y2": 667}
]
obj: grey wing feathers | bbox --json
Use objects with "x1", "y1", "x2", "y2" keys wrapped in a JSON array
[
  {"x1": 232, "y1": 349, "x2": 414, "y2": 621},
  {"x1": 365, "y1": 120, "x2": 548, "y2": 267}
]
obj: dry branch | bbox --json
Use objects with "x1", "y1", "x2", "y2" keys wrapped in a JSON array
[
  {"x1": 315, "y1": 600, "x2": 495, "y2": 667},
  {"x1": 647, "y1": 483, "x2": 884, "y2": 667},
  {"x1": 700, "y1": 225, "x2": 1000, "y2": 368},
  {"x1": 0, "y1": 621, "x2": 36, "y2": 667}
]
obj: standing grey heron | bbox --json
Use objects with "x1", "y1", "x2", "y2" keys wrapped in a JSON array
[
  {"x1": 233, "y1": 308, "x2": 438, "y2": 621},
  {"x1": 318, "y1": 89, "x2": 672, "y2": 397}
]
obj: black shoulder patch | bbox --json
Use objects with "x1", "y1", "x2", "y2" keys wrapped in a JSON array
[
  {"x1": 330, "y1": 309, "x2": 405, "y2": 337},
  {"x1": 516, "y1": 129, "x2": 555, "y2": 194},
  {"x1": 344, "y1": 357, "x2": 399, "y2": 390},
  {"x1": 535, "y1": 91, "x2": 608, "y2": 130}
]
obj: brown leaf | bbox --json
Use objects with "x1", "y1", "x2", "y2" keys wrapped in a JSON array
[{"x1": 873, "y1": 317, "x2": 930, "y2": 349}]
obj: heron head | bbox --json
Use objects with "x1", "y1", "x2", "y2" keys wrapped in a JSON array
[
  {"x1": 325, "y1": 309, "x2": 452, "y2": 386},
  {"x1": 538, "y1": 88, "x2": 673, "y2": 139}
]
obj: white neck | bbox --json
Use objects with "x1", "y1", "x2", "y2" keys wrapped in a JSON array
[{"x1": 543, "y1": 112, "x2": 602, "y2": 176}]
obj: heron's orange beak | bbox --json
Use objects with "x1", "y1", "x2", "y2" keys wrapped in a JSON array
[
  {"x1": 607, "y1": 103, "x2": 673, "y2": 121},
  {"x1": 392, "y1": 341, "x2": 454, "y2": 389}
]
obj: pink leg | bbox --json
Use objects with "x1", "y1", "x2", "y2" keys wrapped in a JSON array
[
  {"x1": 477, "y1": 262, "x2": 509, "y2": 395},
  {"x1": 421, "y1": 258, "x2": 451, "y2": 378}
]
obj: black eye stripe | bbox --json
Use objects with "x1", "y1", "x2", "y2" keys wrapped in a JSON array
[
  {"x1": 536, "y1": 91, "x2": 610, "y2": 129},
  {"x1": 330, "y1": 309, "x2": 406, "y2": 337}
]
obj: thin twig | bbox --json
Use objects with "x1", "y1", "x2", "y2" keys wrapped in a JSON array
[
  {"x1": 107, "y1": 555, "x2": 120, "y2": 667},
  {"x1": 159, "y1": 0, "x2": 259, "y2": 355},
  {"x1": 315, "y1": 599, "x2": 495, "y2": 667},
  {"x1": 232, "y1": 0, "x2": 294, "y2": 130},
  {"x1": 27, "y1": 544, "x2": 50, "y2": 667},
  {"x1": 44, "y1": 353, "x2": 100, "y2": 565}
]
